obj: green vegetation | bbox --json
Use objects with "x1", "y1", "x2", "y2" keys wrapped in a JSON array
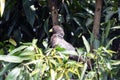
[
  {"x1": 0, "y1": 0, "x2": 120, "y2": 80},
  {"x1": 0, "y1": 38, "x2": 118, "y2": 80}
]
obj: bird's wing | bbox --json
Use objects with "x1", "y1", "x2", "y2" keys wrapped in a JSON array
[{"x1": 56, "y1": 38, "x2": 75, "y2": 51}]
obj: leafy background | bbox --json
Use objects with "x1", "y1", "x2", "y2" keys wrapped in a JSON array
[{"x1": 0, "y1": 0, "x2": 120, "y2": 80}]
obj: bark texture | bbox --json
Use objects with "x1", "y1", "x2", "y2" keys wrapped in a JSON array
[
  {"x1": 92, "y1": 0, "x2": 103, "y2": 39},
  {"x1": 48, "y1": 0, "x2": 59, "y2": 25}
]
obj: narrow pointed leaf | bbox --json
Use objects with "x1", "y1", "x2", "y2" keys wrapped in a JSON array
[
  {"x1": 6, "y1": 67, "x2": 20, "y2": 80},
  {"x1": 0, "y1": 55, "x2": 28, "y2": 63},
  {"x1": 82, "y1": 36, "x2": 90, "y2": 53},
  {"x1": 0, "y1": 0, "x2": 5, "y2": 16}
]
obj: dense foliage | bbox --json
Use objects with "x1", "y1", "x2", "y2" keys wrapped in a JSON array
[{"x1": 0, "y1": 0, "x2": 120, "y2": 80}]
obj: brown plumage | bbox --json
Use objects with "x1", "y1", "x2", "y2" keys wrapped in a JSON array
[
  {"x1": 51, "y1": 25, "x2": 64, "y2": 38},
  {"x1": 50, "y1": 25, "x2": 84, "y2": 62},
  {"x1": 50, "y1": 25, "x2": 75, "y2": 51},
  {"x1": 50, "y1": 26, "x2": 91, "y2": 68}
]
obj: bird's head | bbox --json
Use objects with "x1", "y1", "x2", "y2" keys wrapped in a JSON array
[{"x1": 49, "y1": 25, "x2": 65, "y2": 37}]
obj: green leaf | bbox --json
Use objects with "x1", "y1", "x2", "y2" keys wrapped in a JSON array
[
  {"x1": 0, "y1": 55, "x2": 25, "y2": 63},
  {"x1": 73, "y1": 17, "x2": 82, "y2": 27},
  {"x1": 111, "y1": 26, "x2": 120, "y2": 30},
  {"x1": 111, "y1": 60, "x2": 120, "y2": 65},
  {"x1": 106, "y1": 62, "x2": 112, "y2": 70},
  {"x1": 19, "y1": 50, "x2": 35, "y2": 57},
  {"x1": 119, "y1": 7, "x2": 120, "y2": 20},
  {"x1": 106, "y1": 36, "x2": 118, "y2": 49},
  {"x1": 32, "y1": 39, "x2": 37, "y2": 46},
  {"x1": 9, "y1": 38, "x2": 17, "y2": 46},
  {"x1": 55, "y1": 45, "x2": 65, "y2": 51},
  {"x1": 86, "y1": 18, "x2": 93, "y2": 27},
  {"x1": 93, "y1": 38, "x2": 100, "y2": 49},
  {"x1": 7, "y1": 20, "x2": 16, "y2": 37},
  {"x1": 23, "y1": 0, "x2": 35, "y2": 26},
  {"x1": 82, "y1": 36, "x2": 90, "y2": 53},
  {"x1": 105, "y1": 10, "x2": 117, "y2": 21},
  {"x1": 87, "y1": 53, "x2": 95, "y2": 59},
  {"x1": 80, "y1": 63, "x2": 87, "y2": 80},
  {"x1": 9, "y1": 46, "x2": 28, "y2": 55},
  {"x1": 44, "y1": 18, "x2": 49, "y2": 36},
  {"x1": 42, "y1": 40, "x2": 48, "y2": 49},
  {"x1": 105, "y1": 20, "x2": 111, "y2": 38},
  {"x1": 0, "y1": 63, "x2": 17, "y2": 76},
  {"x1": 6, "y1": 67, "x2": 20, "y2": 80},
  {"x1": 30, "y1": 69, "x2": 40, "y2": 76},
  {"x1": 88, "y1": 30, "x2": 94, "y2": 46},
  {"x1": 0, "y1": 49, "x2": 4, "y2": 55},
  {"x1": 0, "y1": 0, "x2": 5, "y2": 17},
  {"x1": 41, "y1": 63, "x2": 47, "y2": 75},
  {"x1": 50, "y1": 69, "x2": 57, "y2": 80},
  {"x1": 57, "y1": 71, "x2": 64, "y2": 80},
  {"x1": 85, "y1": 71, "x2": 96, "y2": 79},
  {"x1": 49, "y1": 59, "x2": 58, "y2": 66}
]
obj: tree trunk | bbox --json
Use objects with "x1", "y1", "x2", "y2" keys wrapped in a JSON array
[
  {"x1": 92, "y1": 0, "x2": 103, "y2": 39},
  {"x1": 91, "y1": 0, "x2": 103, "y2": 51},
  {"x1": 48, "y1": 0, "x2": 59, "y2": 26}
]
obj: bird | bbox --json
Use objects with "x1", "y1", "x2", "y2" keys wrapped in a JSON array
[
  {"x1": 50, "y1": 25, "x2": 80, "y2": 61},
  {"x1": 50, "y1": 26, "x2": 91, "y2": 67},
  {"x1": 50, "y1": 25, "x2": 75, "y2": 51}
]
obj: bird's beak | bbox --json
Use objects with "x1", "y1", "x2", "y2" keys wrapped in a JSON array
[{"x1": 49, "y1": 28, "x2": 53, "y2": 32}]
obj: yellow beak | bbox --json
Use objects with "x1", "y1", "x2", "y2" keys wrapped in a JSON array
[{"x1": 49, "y1": 28, "x2": 53, "y2": 32}]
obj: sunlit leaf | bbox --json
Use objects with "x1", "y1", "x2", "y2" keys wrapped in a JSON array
[
  {"x1": 111, "y1": 26, "x2": 120, "y2": 30},
  {"x1": 49, "y1": 59, "x2": 58, "y2": 66},
  {"x1": 0, "y1": 55, "x2": 30, "y2": 63},
  {"x1": 0, "y1": 0, "x2": 5, "y2": 17},
  {"x1": 50, "y1": 69, "x2": 57, "y2": 80},
  {"x1": 68, "y1": 69, "x2": 77, "y2": 74},
  {"x1": 75, "y1": 62, "x2": 84, "y2": 67},
  {"x1": 85, "y1": 71, "x2": 96, "y2": 79},
  {"x1": 19, "y1": 50, "x2": 35, "y2": 57},
  {"x1": 102, "y1": 47, "x2": 115, "y2": 56},
  {"x1": 106, "y1": 62, "x2": 112, "y2": 70},
  {"x1": 55, "y1": 45, "x2": 65, "y2": 51},
  {"x1": 106, "y1": 36, "x2": 118, "y2": 49},
  {"x1": 9, "y1": 46, "x2": 28, "y2": 55},
  {"x1": 87, "y1": 53, "x2": 96, "y2": 59},
  {"x1": 111, "y1": 60, "x2": 120, "y2": 65},
  {"x1": 57, "y1": 71, "x2": 64, "y2": 80},
  {"x1": 6, "y1": 67, "x2": 20, "y2": 80},
  {"x1": 30, "y1": 69, "x2": 40, "y2": 76},
  {"x1": 80, "y1": 63, "x2": 87, "y2": 80},
  {"x1": 42, "y1": 40, "x2": 48, "y2": 49},
  {"x1": 9, "y1": 38, "x2": 17, "y2": 46},
  {"x1": 55, "y1": 56, "x2": 63, "y2": 64},
  {"x1": 41, "y1": 63, "x2": 48, "y2": 75},
  {"x1": 32, "y1": 39, "x2": 38, "y2": 46},
  {"x1": 65, "y1": 71, "x2": 70, "y2": 80},
  {"x1": 82, "y1": 36, "x2": 90, "y2": 53}
]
